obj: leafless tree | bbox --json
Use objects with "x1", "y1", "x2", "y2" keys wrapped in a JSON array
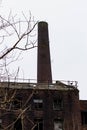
[
  {"x1": 0, "y1": 12, "x2": 38, "y2": 130},
  {"x1": 0, "y1": 11, "x2": 38, "y2": 81}
]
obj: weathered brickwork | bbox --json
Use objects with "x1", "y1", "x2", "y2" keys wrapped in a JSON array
[{"x1": 0, "y1": 82, "x2": 85, "y2": 130}]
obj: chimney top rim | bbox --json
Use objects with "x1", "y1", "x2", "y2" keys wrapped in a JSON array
[{"x1": 38, "y1": 21, "x2": 48, "y2": 26}]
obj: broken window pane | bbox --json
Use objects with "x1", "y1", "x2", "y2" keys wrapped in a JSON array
[
  {"x1": 54, "y1": 119, "x2": 63, "y2": 130},
  {"x1": 33, "y1": 99, "x2": 43, "y2": 110}
]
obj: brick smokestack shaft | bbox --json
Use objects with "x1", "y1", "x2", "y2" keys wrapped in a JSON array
[{"x1": 37, "y1": 21, "x2": 52, "y2": 83}]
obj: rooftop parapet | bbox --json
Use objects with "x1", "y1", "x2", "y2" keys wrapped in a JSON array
[{"x1": 0, "y1": 78, "x2": 78, "y2": 90}]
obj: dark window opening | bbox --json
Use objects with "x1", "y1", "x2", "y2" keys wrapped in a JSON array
[
  {"x1": 14, "y1": 118, "x2": 22, "y2": 130},
  {"x1": 34, "y1": 119, "x2": 43, "y2": 130},
  {"x1": 53, "y1": 98, "x2": 63, "y2": 110},
  {"x1": 54, "y1": 119, "x2": 63, "y2": 130},
  {"x1": 0, "y1": 119, "x2": 3, "y2": 129},
  {"x1": 33, "y1": 99, "x2": 43, "y2": 110},
  {"x1": 81, "y1": 111, "x2": 87, "y2": 125},
  {"x1": 12, "y1": 97, "x2": 22, "y2": 110}
]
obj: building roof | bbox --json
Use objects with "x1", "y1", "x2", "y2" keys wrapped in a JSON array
[{"x1": 0, "y1": 80, "x2": 78, "y2": 91}]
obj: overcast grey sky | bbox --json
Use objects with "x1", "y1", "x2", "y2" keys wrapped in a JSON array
[{"x1": 0, "y1": 0, "x2": 87, "y2": 99}]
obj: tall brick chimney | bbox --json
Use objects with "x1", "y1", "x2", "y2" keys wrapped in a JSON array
[{"x1": 37, "y1": 21, "x2": 52, "y2": 83}]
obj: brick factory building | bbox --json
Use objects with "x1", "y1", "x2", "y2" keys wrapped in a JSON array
[{"x1": 0, "y1": 21, "x2": 87, "y2": 130}]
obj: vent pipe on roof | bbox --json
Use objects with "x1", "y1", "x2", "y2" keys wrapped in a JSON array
[{"x1": 37, "y1": 21, "x2": 52, "y2": 83}]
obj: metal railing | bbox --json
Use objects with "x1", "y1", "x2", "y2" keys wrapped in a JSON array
[{"x1": 0, "y1": 77, "x2": 78, "y2": 88}]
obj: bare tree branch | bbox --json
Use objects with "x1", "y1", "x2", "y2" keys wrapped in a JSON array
[
  {"x1": 0, "y1": 12, "x2": 38, "y2": 130},
  {"x1": 0, "y1": 12, "x2": 38, "y2": 60}
]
